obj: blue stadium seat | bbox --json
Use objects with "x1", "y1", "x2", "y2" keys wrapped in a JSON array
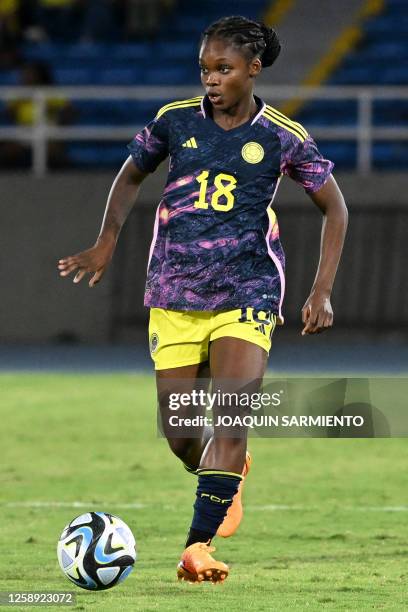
[
  {"x1": 67, "y1": 142, "x2": 126, "y2": 167},
  {"x1": 96, "y1": 68, "x2": 142, "y2": 85},
  {"x1": 373, "y1": 100, "x2": 408, "y2": 126},
  {"x1": 109, "y1": 43, "x2": 152, "y2": 61},
  {"x1": 297, "y1": 100, "x2": 358, "y2": 127},
  {"x1": 0, "y1": 101, "x2": 12, "y2": 125},
  {"x1": 53, "y1": 67, "x2": 95, "y2": 85},
  {"x1": 63, "y1": 42, "x2": 107, "y2": 59},
  {"x1": 17, "y1": 0, "x2": 406, "y2": 169},
  {"x1": 352, "y1": 42, "x2": 408, "y2": 61},
  {"x1": 71, "y1": 98, "x2": 178, "y2": 127},
  {"x1": 22, "y1": 43, "x2": 57, "y2": 61},
  {"x1": 364, "y1": 19, "x2": 408, "y2": 37},
  {"x1": 170, "y1": 15, "x2": 210, "y2": 34},
  {"x1": 0, "y1": 71, "x2": 20, "y2": 86},
  {"x1": 176, "y1": 0, "x2": 267, "y2": 18},
  {"x1": 373, "y1": 143, "x2": 408, "y2": 169},
  {"x1": 144, "y1": 66, "x2": 190, "y2": 85},
  {"x1": 73, "y1": 100, "x2": 158, "y2": 125},
  {"x1": 331, "y1": 66, "x2": 378, "y2": 85},
  {"x1": 156, "y1": 41, "x2": 198, "y2": 60},
  {"x1": 381, "y1": 65, "x2": 408, "y2": 85},
  {"x1": 314, "y1": 0, "x2": 408, "y2": 169},
  {"x1": 318, "y1": 142, "x2": 357, "y2": 169}
]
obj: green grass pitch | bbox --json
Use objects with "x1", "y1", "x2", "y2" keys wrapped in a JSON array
[{"x1": 1, "y1": 373, "x2": 408, "y2": 611}]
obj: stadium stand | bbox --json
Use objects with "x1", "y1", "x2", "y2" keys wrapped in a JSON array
[
  {"x1": 0, "y1": 0, "x2": 270, "y2": 167},
  {"x1": 0, "y1": 0, "x2": 407, "y2": 169},
  {"x1": 18, "y1": 1, "x2": 269, "y2": 87},
  {"x1": 296, "y1": 0, "x2": 408, "y2": 169}
]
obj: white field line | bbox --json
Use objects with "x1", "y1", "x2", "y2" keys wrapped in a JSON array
[
  {"x1": 3, "y1": 501, "x2": 408, "y2": 512},
  {"x1": 247, "y1": 504, "x2": 408, "y2": 512},
  {"x1": 2, "y1": 501, "x2": 146, "y2": 509}
]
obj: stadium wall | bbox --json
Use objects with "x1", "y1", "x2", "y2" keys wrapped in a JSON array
[{"x1": 1, "y1": 170, "x2": 407, "y2": 343}]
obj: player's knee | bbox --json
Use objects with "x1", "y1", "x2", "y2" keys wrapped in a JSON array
[{"x1": 166, "y1": 437, "x2": 196, "y2": 461}]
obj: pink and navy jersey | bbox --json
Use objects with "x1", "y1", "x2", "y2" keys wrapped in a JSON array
[{"x1": 128, "y1": 95, "x2": 333, "y2": 319}]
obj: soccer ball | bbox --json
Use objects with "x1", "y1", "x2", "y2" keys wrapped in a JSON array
[{"x1": 57, "y1": 512, "x2": 136, "y2": 590}]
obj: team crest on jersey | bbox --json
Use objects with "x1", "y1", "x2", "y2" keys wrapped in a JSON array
[
  {"x1": 150, "y1": 332, "x2": 159, "y2": 353},
  {"x1": 241, "y1": 142, "x2": 264, "y2": 164}
]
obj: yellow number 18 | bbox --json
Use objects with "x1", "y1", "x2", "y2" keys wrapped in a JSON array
[{"x1": 194, "y1": 170, "x2": 237, "y2": 212}]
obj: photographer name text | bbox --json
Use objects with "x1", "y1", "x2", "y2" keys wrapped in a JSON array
[{"x1": 168, "y1": 414, "x2": 364, "y2": 429}]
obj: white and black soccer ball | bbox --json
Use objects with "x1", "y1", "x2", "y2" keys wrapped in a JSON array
[{"x1": 57, "y1": 512, "x2": 136, "y2": 590}]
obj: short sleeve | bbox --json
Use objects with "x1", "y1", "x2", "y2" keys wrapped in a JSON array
[
  {"x1": 127, "y1": 113, "x2": 169, "y2": 173},
  {"x1": 280, "y1": 132, "x2": 334, "y2": 193}
]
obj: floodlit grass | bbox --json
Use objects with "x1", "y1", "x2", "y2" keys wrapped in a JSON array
[{"x1": 1, "y1": 374, "x2": 408, "y2": 610}]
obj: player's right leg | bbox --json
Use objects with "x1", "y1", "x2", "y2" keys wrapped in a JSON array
[
  {"x1": 149, "y1": 308, "x2": 213, "y2": 470},
  {"x1": 156, "y1": 362, "x2": 211, "y2": 470}
]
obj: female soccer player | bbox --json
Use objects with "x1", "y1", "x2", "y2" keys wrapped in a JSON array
[{"x1": 59, "y1": 16, "x2": 348, "y2": 583}]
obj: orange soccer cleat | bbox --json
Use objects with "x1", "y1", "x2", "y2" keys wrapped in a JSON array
[
  {"x1": 216, "y1": 451, "x2": 252, "y2": 538},
  {"x1": 177, "y1": 542, "x2": 229, "y2": 583}
]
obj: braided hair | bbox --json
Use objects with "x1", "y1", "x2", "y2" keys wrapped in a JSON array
[{"x1": 201, "y1": 15, "x2": 281, "y2": 68}]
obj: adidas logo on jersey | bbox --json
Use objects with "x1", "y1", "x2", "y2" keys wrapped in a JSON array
[{"x1": 182, "y1": 137, "x2": 198, "y2": 149}]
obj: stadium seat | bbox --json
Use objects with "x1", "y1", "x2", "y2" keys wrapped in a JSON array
[
  {"x1": 16, "y1": 0, "x2": 407, "y2": 169},
  {"x1": 144, "y1": 67, "x2": 190, "y2": 85},
  {"x1": 109, "y1": 43, "x2": 152, "y2": 61},
  {"x1": 66, "y1": 142, "x2": 126, "y2": 167},
  {"x1": 381, "y1": 65, "x2": 408, "y2": 85},
  {"x1": 96, "y1": 68, "x2": 143, "y2": 85},
  {"x1": 0, "y1": 71, "x2": 20, "y2": 86},
  {"x1": 373, "y1": 143, "x2": 408, "y2": 169},
  {"x1": 297, "y1": 100, "x2": 358, "y2": 127},
  {"x1": 373, "y1": 100, "x2": 408, "y2": 126},
  {"x1": 53, "y1": 67, "x2": 95, "y2": 85},
  {"x1": 156, "y1": 41, "x2": 198, "y2": 60},
  {"x1": 318, "y1": 142, "x2": 357, "y2": 170},
  {"x1": 296, "y1": 1, "x2": 408, "y2": 168},
  {"x1": 73, "y1": 99, "x2": 160, "y2": 126},
  {"x1": 0, "y1": 102, "x2": 12, "y2": 125}
]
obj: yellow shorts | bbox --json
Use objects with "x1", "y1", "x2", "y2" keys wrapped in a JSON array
[{"x1": 148, "y1": 308, "x2": 277, "y2": 370}]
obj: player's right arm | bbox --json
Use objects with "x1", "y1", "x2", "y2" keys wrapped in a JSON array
[{"x1": 58, "y1": 157, "x2": 147, "y2": 286}]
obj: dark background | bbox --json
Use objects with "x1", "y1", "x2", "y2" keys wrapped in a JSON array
[{"x1": 0, "y1": 0, "x2": 407, "y2": 371}]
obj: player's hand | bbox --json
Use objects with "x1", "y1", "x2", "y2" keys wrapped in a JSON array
[
  {"x1": 58, "y1": 237, "x2": 115, "y2": 287},
  {"x1": 301, "y1": 290, "x2": 333, "y2": 335}
]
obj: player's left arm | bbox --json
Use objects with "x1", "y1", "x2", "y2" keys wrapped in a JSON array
[{"x1": 302, "y1": 174, "x2": 348, "y2": 335}]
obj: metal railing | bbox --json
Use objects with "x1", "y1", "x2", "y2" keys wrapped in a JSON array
[{"x1": 1, "y1": 85, "x2": 407, "y2": 176}]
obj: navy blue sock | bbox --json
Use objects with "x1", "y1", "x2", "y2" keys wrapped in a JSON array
[{"x1": 185, "y1": 470, "x2": 242, "y2": 547}]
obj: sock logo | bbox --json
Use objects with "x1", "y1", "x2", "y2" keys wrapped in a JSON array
[{"x1": 200, "y1": 493, "x2": 232, "y2": 504}]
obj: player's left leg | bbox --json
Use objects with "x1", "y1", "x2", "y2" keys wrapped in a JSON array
[
  {"x1": 208, "y1": 337, "x2": 264, "y2": 538},
  {"x1": 185, "y1": 338, "x2": 267, "y2": 538}
]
